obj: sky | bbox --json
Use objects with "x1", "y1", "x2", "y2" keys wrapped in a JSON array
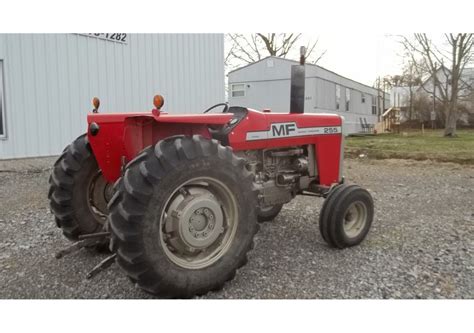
[{"x1": 316, "y1": 34, "x2": 406, "y2": 86}]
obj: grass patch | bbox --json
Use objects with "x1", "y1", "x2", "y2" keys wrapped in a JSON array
[{"x1": 345, "y1": 129, "x2": 474, "y2": 164}]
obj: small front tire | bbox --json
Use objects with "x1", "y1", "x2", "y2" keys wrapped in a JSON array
[
  {"x1": 319, "y1": 184, "x2": 374, "y2": 248},
  {"x1": 257, "y1": 204, "x2": 283, "y2": 222}
]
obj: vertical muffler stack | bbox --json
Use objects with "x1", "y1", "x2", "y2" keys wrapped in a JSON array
[{"x1": 290, "y1": 46, "x2": 306, "y2": 114}]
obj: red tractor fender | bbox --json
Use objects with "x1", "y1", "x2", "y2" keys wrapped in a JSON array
[{"x1": 87, "y1": 112, "x2": 233, "y2": 182}]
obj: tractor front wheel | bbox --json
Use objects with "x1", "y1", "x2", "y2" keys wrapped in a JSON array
[
  {"x1": 319, "y1": 184, "x2": 374, "y2": 248},
  {"x1": 108, "y1": 135, "x2": 258, "y2": 298},
  {"x1": 257, "y1": 204, "x2": 283, "y2": 222}
]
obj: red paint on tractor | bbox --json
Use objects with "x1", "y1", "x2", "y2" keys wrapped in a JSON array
[
  {"x1": 88, "y1": 109, "x2": 343, "y2": 186},
  {"x1": 228, "y1": 110, "x2": 342, "y2": 185},
  {"x1": 87, "y1": 112, "x2": 221, "y2": 181}
]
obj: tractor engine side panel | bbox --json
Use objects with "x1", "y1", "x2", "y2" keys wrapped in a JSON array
[{"x1": 228, "y1": 111, "x2": 344, "y2": 186}]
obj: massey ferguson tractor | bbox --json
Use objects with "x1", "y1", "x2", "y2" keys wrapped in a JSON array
[{"x1": 49, "y1": 49, "x2": 374, "y2": 298}]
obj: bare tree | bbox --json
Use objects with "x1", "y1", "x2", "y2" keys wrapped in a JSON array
[
  {"x1": 400, "y1": 33, "x2": 474, "y2": 136},
  {"x1": 225, "y1": 33, "x2": 326, "y2": 72},
  {"x1": 405, "y1": 61, "x2": 423, "y2": 120}
]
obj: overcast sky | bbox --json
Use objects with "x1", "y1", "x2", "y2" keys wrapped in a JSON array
[{"x1": 316, "y1": 34, "x2": 405, "y2": 86}]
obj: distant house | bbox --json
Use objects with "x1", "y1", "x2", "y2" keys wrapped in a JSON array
[
  {"x1": 228, "y1": 56, "x2": 390, "y2": 134},
  {"x1": 418, "y1": 66, "x2": 474, "y2": 98},
  {"x1": 389, "y1": 66, "x2": 474, "y2": 123}
]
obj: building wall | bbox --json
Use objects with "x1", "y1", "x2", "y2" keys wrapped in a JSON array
[
  {"x1": 228, "y1": 57, "x2": 386, "y2": 134},
  {"x1": 0, "y1": 33, "x2": 224, "y2": 159}
]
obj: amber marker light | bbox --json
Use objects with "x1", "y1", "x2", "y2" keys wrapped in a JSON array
[
  {"x1": 92, "y1": 97, "x2": 100, "y2": 113},
  {"x1": 153, "y1": 94, "x2": 165, "y2": 110}
]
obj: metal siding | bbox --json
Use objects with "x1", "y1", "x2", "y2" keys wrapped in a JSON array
[
  {"x1": 229, "y1": 56, "x2": 383, "y2": 134},
  {"x1": 0, "y1": 33, "x2": 224, "y2": 159}
]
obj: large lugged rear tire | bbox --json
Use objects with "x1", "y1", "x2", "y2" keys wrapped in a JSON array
[
  {"x1": 108, "y1": 135, "x2": 258, "y2": 298},
  {"x1": 48, "y1": 134, "x2": 112, "y2": 241},
  {"x1": 319, "y1": 184, "x2": 374, "y2": 248}
]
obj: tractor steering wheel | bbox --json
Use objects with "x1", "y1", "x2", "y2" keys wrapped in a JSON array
[{"x1": 203, "y1": 103, "x2": 229, "y2": 114}]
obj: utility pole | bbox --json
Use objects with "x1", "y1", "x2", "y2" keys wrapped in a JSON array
[
  {"x1": 432, "y1": 62, "x2": 437, "y2": 129},
  {"x1": 376, "y1": 77, "x2": 383, "y2": 122},
  {"x1": 382, "y1": 78, "x2": 386, "y2": 113}
]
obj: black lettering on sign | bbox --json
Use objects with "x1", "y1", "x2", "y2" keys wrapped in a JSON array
[
  {"x1": 78, "y1": 33, "x2": 128, "y2": 44},
  {"x1": 323, "y1": 127, "x2": 338, "y2": 134},
  {"x1": 271, "y1": 123, "x2": 296, "y2": 137},
  {"x1": 272, "y1": 124, "x2": 285, "y2": 136},
  {"x1": 285, "y1": 123, "x2": 296, "y2": 135}
]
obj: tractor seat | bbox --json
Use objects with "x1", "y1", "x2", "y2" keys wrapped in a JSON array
[{"x1": 208, "y1": 106, "x2": 248, "y2": 145}]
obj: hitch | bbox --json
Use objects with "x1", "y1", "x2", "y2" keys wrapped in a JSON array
[
  {"x1": 78, "y1": 231, "x2": 111, "y2": 240},
  {"x1": 55, "y1": 231, "x2": 116, "y2": 280},
  {"x1": 86, "y1": 253, "x2": 117, "y2": 279},
  {"x1": 54, "y1": 238, "x2": 101, "y2": 259},
  {"x1": 54, "y1": 231, "x2": 111, "y2": 258}
]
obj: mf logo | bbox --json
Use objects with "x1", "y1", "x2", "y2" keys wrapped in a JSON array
[{"x1": 271, "y1": 123, "x2": 297, "y2": 137}]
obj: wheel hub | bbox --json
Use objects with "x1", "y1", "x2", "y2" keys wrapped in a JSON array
[
  {"x1": 343, "y1": 201, "x2": 367, "y2": 238},
  {"x1": 166, "y1": 190, "x2": 224, "y2": 250},
  {"x1": 88, "y1": 171, "x2": 112, "y2": 223},
  {"x1": 160, "y1": 178, "x2": 239, "y2": 270}
]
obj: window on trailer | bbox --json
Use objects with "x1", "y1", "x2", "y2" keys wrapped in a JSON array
[
  {"x1": 335, "y1": 84, "x2": 340, "y2": 110},
  {"x1": 0, "y1": 60, "x2": 5, "y2": 137},
  {"x1": 345, "y1": 88, "x2": 350, "y2": 111},
  {"x1": 231, "y1": 84, "x2": 245, "y2": 97},
  {"x1": 361, "y1": 93, "x2": 366, "y2": 103}
]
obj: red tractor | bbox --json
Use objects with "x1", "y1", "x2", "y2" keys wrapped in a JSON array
[{"x1": 49, "y1": 51, "x2": 374, "y2": 298}]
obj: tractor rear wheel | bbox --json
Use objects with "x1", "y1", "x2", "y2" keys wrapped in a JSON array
[
  {"x1": 108, "y1": 135, "x2": 258, "y2": 298},
  {"x1": 319, "y1": 184, "x2": 373, "y2": 248},
  {"x1": 48, "y1": 134, "x2": 113, "y2": 242},
  {"x1": 257, "y1": 204, "x2": 283, "y2": 222}
]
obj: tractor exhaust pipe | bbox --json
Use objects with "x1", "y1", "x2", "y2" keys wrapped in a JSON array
[{"x1": 290, "y1": 46, "x2": 306, "y2": 114}]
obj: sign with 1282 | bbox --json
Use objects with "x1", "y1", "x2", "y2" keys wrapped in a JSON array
[{"x1": 78, "y1": 33, "x2": 128, "y2": 44}]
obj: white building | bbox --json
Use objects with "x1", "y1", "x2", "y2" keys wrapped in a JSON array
[
  {"x1": 0, "y1": 33, "x2": 225, "y2": 159},
  {"x1": 390, "y1": 66, "x2": 474, "y2": 108},
  {"x1": 388, "y1": 66, "x2": 474, "y2": 124},
  {"x1": 228, "y1": 56, "x2": 389, "y2": 134}
]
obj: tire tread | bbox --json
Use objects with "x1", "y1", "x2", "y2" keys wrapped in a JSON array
[{"x1": 109, "y1": 135, "x2": 258, "y2": 298}]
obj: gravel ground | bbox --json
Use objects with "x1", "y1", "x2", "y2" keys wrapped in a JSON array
[{"x1": 0, "y1": 156, "x2": 473, "y2": 299}]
